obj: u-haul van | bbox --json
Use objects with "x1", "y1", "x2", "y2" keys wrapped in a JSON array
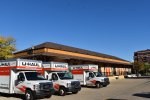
[
  {"x1": 0, "y1": 59, "x2": 54, "y2": 100},
  {"x1": 70, "y1": 64, "x2": 110, "y2": 88},
  {"x1": 42, "y1": 62, "x2": 81, "y2": 96}
]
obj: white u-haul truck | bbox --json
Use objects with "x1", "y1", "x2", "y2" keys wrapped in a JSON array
[
  {"x1": 42, "y1": 62, "x2": 81, "y2": 96},
  {"x1": 0, "y1": 59, "x2": 54, "y2": 100},
  {"x1": 70, "y1": 64, "x2": 110, "y2": 88}
]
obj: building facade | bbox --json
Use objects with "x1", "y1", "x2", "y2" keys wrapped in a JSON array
[
  {"x1": 134, "y1": 49, "x2": 150, "y2": 64},
  {"x1": 14, "y1": 42, "x2": 132, "y2": 76}
]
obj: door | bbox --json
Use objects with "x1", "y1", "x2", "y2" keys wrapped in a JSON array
[
  {"x1": 51, "y1": 73, "x2": 59, "y2": 91},
  {"x1": 86, "y1": 72, "x2": 95, "y2": 85},
  {"x1": 14, "y1": 72, "x2": 26, "y2": 94}
]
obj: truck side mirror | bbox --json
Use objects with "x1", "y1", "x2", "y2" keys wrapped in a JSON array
[
  {"x1": 46, "y1": 75, "x2": 48, "y2": 80},
  {"x1": 17, "y1": 75, "x2": 25, "y2": 82},
  {"x1": 17, "y1": 75, "x2": 21, "y2": 81},
  {"x1": 86, "y1": 77, "x2": 89, "y2": 80},
  {"x1": 21, "y1": 77, "x2": 25, "y2": 81}
]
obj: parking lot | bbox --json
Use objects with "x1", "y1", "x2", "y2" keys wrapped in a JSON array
[{"x1": 0, "y1": 78, "x2": 150, "y2": 100}]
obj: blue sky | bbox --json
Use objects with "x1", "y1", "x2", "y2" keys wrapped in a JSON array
[{"x1": 0, "y1": 0, "x2": 150, "y2": 61}]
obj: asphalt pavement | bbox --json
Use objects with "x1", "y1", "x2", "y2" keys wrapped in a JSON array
[{"x1": 0, "y1": 78, "x2": 150, "y2": 100}]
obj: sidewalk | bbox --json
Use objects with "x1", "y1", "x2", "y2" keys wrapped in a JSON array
[{"x1": 108, "y1": 75, "x2": 125, "y2": 81}]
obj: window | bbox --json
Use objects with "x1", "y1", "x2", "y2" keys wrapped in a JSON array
[
  {"x1": 52, "y1": 73, "x2": 58, "y2": 80},
  {"x1": 25, "y1": 72, "x2": 46, "y2": 81},
  {"x1": 57, "y1": 72, "x2": 73, "y2": 80},
  {"x1": 89, "y1": 72, "x2": 95, "y2": 78},
  {"x1": 18, "y1": 73, "x2": 25, "y2": 81}
]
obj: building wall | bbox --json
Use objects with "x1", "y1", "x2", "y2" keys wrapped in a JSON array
[
  {"x1": 134, "y1": 49, "x2": 150, "y2": 64},
  {"x1": 14, "y1": 48, "x2": 132, "y2": 76}
]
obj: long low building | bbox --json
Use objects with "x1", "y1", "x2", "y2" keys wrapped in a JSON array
[{"x1": 14, "y1": 42, "x2": 132, "y2": 76}]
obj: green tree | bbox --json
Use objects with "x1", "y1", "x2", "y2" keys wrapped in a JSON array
[
  {"x1": 143, "y1": 63, "x2": 150, "y2": 75},
  {"x1": 0, "y1": 36, "x2": 16, "y2": 60},
  {"x1": 134, "y1": 61, "x2": 144, "y2": 73},
  {"x1": 133, "y1": 61, "x2": 140, "y2": 73},
  {"x1": 134, "y1": 61, "x2": 150, "y2": 75}
]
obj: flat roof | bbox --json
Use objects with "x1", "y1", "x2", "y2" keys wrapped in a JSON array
[{"x1": 135, "y1": 49, "x2": 150, "y2": 53}]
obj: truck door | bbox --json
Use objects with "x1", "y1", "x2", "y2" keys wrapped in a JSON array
[
  {"x1": 86, "y1": 72, "x2": 95, "y2": 85},
  {"x1": 51, "y1": 73, "x2": 59, "y2": 91},
  {"x1": 85, "y1": 72, "x2": 90, "y2": 85},
  {"x1": 14, "y1": 72, "x2": 26, "y2": 94}
]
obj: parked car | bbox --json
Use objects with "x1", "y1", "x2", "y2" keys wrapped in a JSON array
[{"x1": 124, "y1": 74, "x2": 138, "y2": 78}]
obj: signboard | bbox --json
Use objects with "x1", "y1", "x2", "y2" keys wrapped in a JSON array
[{"x1": 43, "y1": 62, "x2": 68, "y2": 71}]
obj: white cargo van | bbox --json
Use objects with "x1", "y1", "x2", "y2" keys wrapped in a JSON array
[
  {"x1": 42, "y1": 62, "x2": 81, "y2": 96},
  {"x1": 0, "y1": 59, "x2": 54, "y2": 100},
  {"x1": 70, "y1": 64, "x2": 110, "y2": 88}
]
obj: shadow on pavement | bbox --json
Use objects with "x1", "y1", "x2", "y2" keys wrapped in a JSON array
[
  {"x1": 106, "y1": 98, "x2": 127, "y2": 100},
  {"x1": 0, "y1": 93, "x2": 52, "y2": 100},
  {"x1": 53, "y1": 91, "x2": 78, "y2": 96},
  {"x1": 81, "y1": 85, "x2": 107, "y2": 89},
  {"x1": 125, "y1": 76, "x2": 150, "y2": 79},
  {"x1": 0, "y1": 93, "x2": 24, "y2": 100},
  {"x1": 133, "y1": 92, "x2": 150, "y2": 98}
]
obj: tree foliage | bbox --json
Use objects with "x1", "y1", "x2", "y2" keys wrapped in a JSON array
[
  {"x1": 134, "y1": 61, "x2": 144, "y2": 71},
  {"x1": 0, "y1": 36, "x2": 16, "y2": 60},
  {"x1": 133, "y1": 61, "x2": 150, "y2": 75},
  {"x1": 143, "y1": 63, "x2": 150, "y2": 75}
]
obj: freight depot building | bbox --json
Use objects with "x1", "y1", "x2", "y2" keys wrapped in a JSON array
[{"x1": 14, "y1": 42, "x2": 132, "y2": 76}]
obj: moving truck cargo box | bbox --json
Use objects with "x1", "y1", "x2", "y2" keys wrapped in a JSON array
[
  {"x1": 71, "y1": 64, "x2": 98, "y2": 74},
  {"x1": 0, "y1": 59, "x2": 54, "y2": 100},
  {"x1": 43, "y1": 62, "x2": 68, "y2": 71}
]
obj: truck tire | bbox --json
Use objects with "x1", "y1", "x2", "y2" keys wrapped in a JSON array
[
  {"x1": 95, "y1": 82, "x2": 102, "y2": 88},
  {"x1": 72, "y1": 90, "x2": 78, "y2": 94},
  {"x1": 25, "y1": 90, "x2": 35, "y2": 100},
  {"x1": 59, "y1": 87, "x2": 66, "y2": 96},
  {"x1": 103, "y1": 85, "x2": 107, "y2": 87},
  {"x1": 45, "y1": 94, "x2": 52, "y2": 98}
]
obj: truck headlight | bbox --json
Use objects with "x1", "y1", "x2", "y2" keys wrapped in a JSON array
[
  {"x1": 33, "y1": 84, "x2": 40, "y2": 90},
  {"x1": 101, "y1": 79, "x2": 104, "y2": 82},
  {"x1": 67, "y1": 83, "x2": 71, "y2": 88}
]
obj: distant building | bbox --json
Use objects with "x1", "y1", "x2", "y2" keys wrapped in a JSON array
[{"x1": 134, "y1": 49, "x2": 150, "y2": 64}]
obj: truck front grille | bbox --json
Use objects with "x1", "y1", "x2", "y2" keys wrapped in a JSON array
[
  {"x1": 71, "y1": 81, "x2": 80, "y2": 88},
  {"x1": 40, "y1": 82, "x2": 53, "y2": 90},
  {"x1": 104, "y1": 78, "x2": 109, "y2": 82}
]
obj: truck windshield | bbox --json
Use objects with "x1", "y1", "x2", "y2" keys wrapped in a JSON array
[
  {"x1": 94, "y1": 72, "x2": 103, "y2": 77},
  {"x1": 57, "y1": 72, "x2": 73, "y2": 80},
  {"x1": 25, "y1": 72, "x2": 46, "y2": 81}
]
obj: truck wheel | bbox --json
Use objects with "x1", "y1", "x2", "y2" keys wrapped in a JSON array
[
  {"x1": 95, "y1": 82, "x2": 102, "y2": 88},
  {"x1": 45, "y1": 94, "x2": 52, "y2": 98},
  {"x1": 103, "y1": 85, "x2": 107, "y2": 87},
  {"x1": 59, "y1": 87, "x2": 66, "y2": 96},
  {"x1": 25, "y1": 90, "x2": 34, "y2": 100},
  {"x1": 72, "y1": 91, "x2": 78, "y2": 94}
]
